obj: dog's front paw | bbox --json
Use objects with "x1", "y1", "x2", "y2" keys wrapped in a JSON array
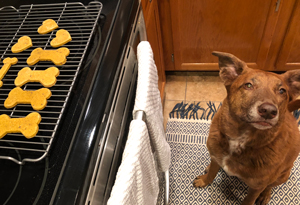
[
  {"x1": 193, "y1": 174, "x2": 209, "y2": 188},
  {"x1": 255, "y1": 189, "x2": 271, "y2": 205}
]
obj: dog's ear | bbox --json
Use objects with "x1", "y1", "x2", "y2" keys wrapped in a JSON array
[
  {"x1": 282, "y1": 70, "x2": 300, "y2": 101},
  {"x1": 212, "y1": 51, "x2": 248, "y2": 86}
]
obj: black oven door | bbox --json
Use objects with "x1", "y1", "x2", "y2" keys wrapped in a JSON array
[{"x1": 83, "y1": 7, "x2": 146, "y2": 204}]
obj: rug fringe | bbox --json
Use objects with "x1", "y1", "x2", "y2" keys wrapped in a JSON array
[{"x1": 169, "y1": 101, "x2": 222, "y2": 120}]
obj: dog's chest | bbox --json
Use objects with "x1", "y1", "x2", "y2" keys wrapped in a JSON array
[
  {"x1": 221, "y1": 131, "x2": 250, "y2": 177},
  {"x1": 227, "y1": 131, "x2": 249, "y2": 155}
]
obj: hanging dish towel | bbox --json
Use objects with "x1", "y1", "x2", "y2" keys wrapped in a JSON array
[
  {"x1": 107, "y1": 120, "x2": 159, "y2": 205},
  {"x1": 133, "y1": 41, "x2": 171, "y2": 172}
]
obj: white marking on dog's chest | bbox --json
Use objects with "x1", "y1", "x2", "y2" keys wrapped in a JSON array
[
  {"x1": 228, "y1": 131, "x2": 249, "y2": 154},
  {"x1": 221, "y1": 132, "x2": 250, "y2": 177}
]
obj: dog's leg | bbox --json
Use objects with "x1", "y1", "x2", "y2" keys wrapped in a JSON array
[
  {"x1": 204, "y1": 164, "x2": 210, "y2": 173},
  {"x1": 255, "y1": 187, "x2": 272, "y2": 205},
  {"x1": 193, "y1": 158, "x2": 220, "y2": 187},
  {"x1": 255, "y1": 169, "x2": 291, "y2": 205},
  {"x1": 241, "y1": 187, "x2": 265, "y2": 205}
]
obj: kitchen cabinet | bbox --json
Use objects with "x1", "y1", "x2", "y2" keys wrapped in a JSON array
[
  {"x1": 272, "y1": 0, "x2": 300, "y2": 71},
  {"x1": 160, "y1": 0, "x2": 300, "y2": 71},
  {"x1": 141, "y1": 0, "x2": 166, "y2": 100}
]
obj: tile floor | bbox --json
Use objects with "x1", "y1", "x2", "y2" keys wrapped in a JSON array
[{"x1": 162, "y1": 72, "x2": 227, "y2": 129}]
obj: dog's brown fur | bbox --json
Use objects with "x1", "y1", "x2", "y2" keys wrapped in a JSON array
[{"x1": 193, "y1": 51, "x2": 300, "y2": 205}]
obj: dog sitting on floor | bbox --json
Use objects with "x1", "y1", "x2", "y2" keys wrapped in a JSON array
[{"x1": 193, "y1": 51, "x2": 300, "y2": 205}]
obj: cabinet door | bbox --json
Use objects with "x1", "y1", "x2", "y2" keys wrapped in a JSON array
[
  {"x1": 274, "y1": 0, "x2": 300, "y2": 71},
  {"x1": 143, "y1": 0, "x2": 166, "y2": 100},
  {"x1": 170, "y1": 0, "x2": 279, "y2": 71}
]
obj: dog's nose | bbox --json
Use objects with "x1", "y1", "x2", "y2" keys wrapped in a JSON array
[{"x1": 258, "y1": 103, "x2": 278, "y2": 119}]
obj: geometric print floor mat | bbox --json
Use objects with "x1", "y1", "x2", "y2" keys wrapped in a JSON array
[{"x1": 159, "y1": 118, "x2": 300, "y2": 205}]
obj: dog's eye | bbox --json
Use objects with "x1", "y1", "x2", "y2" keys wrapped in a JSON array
[
  {"x1": 279, "y1": 88, "x2": 286, "y2": 94},
  {"x1": 244, "y1": 83, "x2": 253, "y2": 90}
]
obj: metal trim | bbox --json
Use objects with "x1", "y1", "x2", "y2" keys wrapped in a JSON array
[{"x1": 134, "y1": 110, "x2": 146, "y2": 121}]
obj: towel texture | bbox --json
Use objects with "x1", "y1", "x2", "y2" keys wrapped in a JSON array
[
  {"x1": 107, "y1": 120, "x2": 159, "y2": 205},
  {"x1": 134, "y1": 41, "x2": 171, "y2": 172},
  {"x1": 108, "y1": 41, "x2": 170, "y2": 205}
]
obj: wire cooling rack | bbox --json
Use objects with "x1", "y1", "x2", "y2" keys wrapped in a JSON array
[{"x1": 0, "y1": 1, "x2": 102, "y2": 164}]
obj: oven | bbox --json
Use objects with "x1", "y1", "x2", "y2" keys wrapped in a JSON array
[{"x1": 0, "y1": 0, "x2": 146, "y2": 204}]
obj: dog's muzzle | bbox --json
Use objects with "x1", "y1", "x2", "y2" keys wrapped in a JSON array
[
  {"x1": 248, "y1": 101, "x2": 279, "y2": 130},
  {"x1": 257, "y1": 103, "x2": 278, "y2": 120}
]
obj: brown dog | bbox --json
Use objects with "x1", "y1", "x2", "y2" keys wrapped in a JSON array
[{"x1": 193, "y1": 51, "x2": 300, "y2": 205}]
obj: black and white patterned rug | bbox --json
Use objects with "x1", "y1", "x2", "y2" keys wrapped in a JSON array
[{"x1": 158, "y1": 101, "x2": 300, "y2": 205}]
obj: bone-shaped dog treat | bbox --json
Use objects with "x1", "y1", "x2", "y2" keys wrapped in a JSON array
[
  {"x1": 15, "y1": 67, "x2": 60, "y2": 87},
  {"x1": 27, "y1": 47, "x2": 70, "y2": 66},
  {"x1": 38, "y1": 19, "x2": 58, "y2": 34},
  {"x1": 4, "y1": 87, "x2": 52, "y2": 110},
  {"x1": 50, "y1": 29, "x2": 72, "y2": 48},
  {"x1": 0, "y1": 112, "x2": 41, "y2": 139},
  {"x1": 0, "y1": 57, "x2": 18, "y2": 87},
  {"x1": 11, "y1": 36, "x2": 32, "y2": 53}
]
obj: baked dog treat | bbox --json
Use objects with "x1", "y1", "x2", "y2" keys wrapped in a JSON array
[
  {"x1": 4, "y1": 87, "x2": 52, "y2": 110},
  {"x1": 15, "y1": 67, "x2": 60, "y2": 87},
  {"x1": 193, "y1": 51, "x2": 300, "y2": 205},
  {"x1": 0, "y1": 57, "x2": 18, "y2": 87},
  {"x1": 0, "y1": 112, "x2": 41, "y2": 139},
  {"x1": 27, "y1": 47, "x2": 70, "y2": 66},
  {"x1": 38, "y1": 19, "x2": 58, "y2": 34},
  {"x1": 50, "y1": 29, "x2": 72, "y2": 47},
  {"x1": 11, "y1": 36, "x2": 32, "y2": 53}
]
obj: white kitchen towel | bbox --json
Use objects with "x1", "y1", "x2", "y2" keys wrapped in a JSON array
[
  {"x1": 133, "y1": 41, "x2": 171, "y2": 172},
  {"x1": 107, "y1": 120, "x2": 159, "y2": 205}
]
